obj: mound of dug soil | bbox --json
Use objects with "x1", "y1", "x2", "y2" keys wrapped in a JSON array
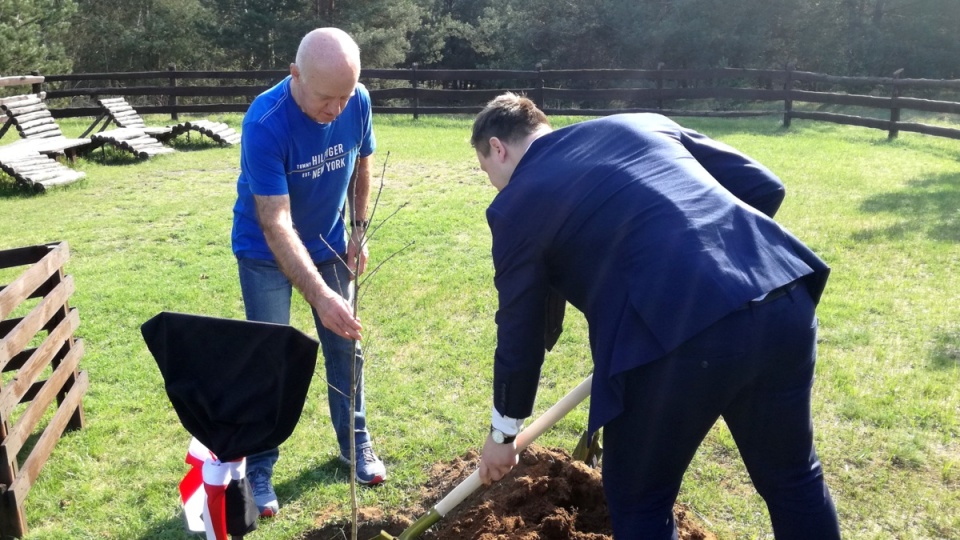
[{"x1": 301, "y1": 444, "x2": 716, "y2": 540}]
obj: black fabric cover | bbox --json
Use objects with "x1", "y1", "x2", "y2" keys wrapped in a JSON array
[
  {"x1": 225, "y1": 478, "x2": 259, "y2": 535},
  {"x1": 142, "y1": 312, "x2": 319, "y2": 462}
]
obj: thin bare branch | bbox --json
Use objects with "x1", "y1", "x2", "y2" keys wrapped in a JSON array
[
  {"x1": 362, "y1": 202, "x2": 409, "y2": 252},
  {"x1": 364, "y1": 152, "x2": 390, "y2": 233},
  {"x1": 358, "y1": 241, "x2": 415, "y2": 305}
]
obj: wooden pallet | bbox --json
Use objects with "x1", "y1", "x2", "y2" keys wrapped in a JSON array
[{"x1": 0, "y1": 242, "x2": 88, "y2": 538}]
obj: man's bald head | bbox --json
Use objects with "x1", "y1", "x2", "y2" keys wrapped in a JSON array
[
  {"x1": 295, "y1": 28, "x2": 361, "y2": 82},
  {"x1": 290, "y1": 28, "x2": 361, "y2": 123}
]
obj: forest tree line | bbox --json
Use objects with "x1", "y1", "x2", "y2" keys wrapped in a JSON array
[{"x1": 3, "y1": 0, "x2": 959, "y2": 80}]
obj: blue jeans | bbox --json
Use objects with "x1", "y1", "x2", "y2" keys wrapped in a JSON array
[
  {"x1": 602, "y1": 281, "x2": 840, "y2": 539},
  {"x1": 237, "y1": 256, "x2": 370, "y2": 474}
]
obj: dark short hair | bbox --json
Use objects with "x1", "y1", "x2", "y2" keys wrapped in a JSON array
[{"x1": 471, "y1": 93, "x2": 549, "y2": 156}]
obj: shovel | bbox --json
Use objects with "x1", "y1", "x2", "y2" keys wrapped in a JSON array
[{"x1": 371, "y1": 374, "x2": 593, "y2": 540}]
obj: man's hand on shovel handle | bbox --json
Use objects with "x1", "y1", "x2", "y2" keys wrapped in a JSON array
[{"x1": 479, "y1": 434, "x2": 518, "y2": 485}]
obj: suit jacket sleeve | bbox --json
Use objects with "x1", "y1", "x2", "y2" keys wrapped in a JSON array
[
  {"x1": 487, "y1": 206, "x2": 547, "y2": 420},
  {"x1": 678, "y1": 126, "x2": 786, "y2": 218}
]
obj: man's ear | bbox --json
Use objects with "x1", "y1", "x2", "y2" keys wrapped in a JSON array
[
  {"x1": 488, "y1": 137, "x2": 508, "y2": 163},
  {"x1": 290, "y1": 63, "x2": 300, "y2": 80}
]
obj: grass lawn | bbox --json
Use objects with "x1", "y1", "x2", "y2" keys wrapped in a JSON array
[{"x1": 0, "y1": 112, "x2": 958, "y2": 539}]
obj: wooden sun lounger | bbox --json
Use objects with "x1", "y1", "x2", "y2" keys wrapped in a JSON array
[
  {"x1": 0, "y1": 94, "x2": 91, "y2": 159},
  {"x1": 0, "y1": 142, "x2": 86, "y2": 192},
  {"x1": 91, "y1": 97, "x2": 241, "y2": 146}
]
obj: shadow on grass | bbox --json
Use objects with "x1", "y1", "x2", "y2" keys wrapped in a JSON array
[
  {"x1": 165, "y1": 134, "x2": 232, "y2": 153},
  {"x1": 134, "y1": 456, "x2": 351, "y2": 540},
  {"x1": 867, "y1": 136, "x2": 960, "y2": 162},
  {"x1": 0, "y1": 174, "x2": 39, "y2": 198},
  {"x1": 82, "y1": 146, "x2": 149, "y2": 166},
  {"x1": 852, "y1": 172, "x2": 960, "y2": 244},
  {"x1": 136, "y1": 519, "x2": 197, "y2": 540},
  {"x1": 930, "y1": 328, "x2": 960, "y2": 370},
  {"x1": 273, "y1": 455, "x2": 355, "y2": 509}
]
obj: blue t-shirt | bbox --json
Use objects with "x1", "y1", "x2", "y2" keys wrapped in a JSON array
[{"x1": 232, "y1": 76, "x2": 376, "y2": 262}]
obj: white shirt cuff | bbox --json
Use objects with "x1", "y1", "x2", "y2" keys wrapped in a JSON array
[{"x1": 491, "y1": 405, "x2": 525, "y2": 436}]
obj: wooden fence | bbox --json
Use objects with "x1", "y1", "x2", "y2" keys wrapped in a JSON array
[
  {"x1": 17, "y1": 65, "x2": 960, "y2": 140},
  {"x1": 0, "y1": 242, "x2": 87, "y2": 538}
]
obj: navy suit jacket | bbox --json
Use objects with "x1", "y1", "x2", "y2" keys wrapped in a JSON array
[{"x1": 487, "y1": 114, "x2": 829, "y2": 433}]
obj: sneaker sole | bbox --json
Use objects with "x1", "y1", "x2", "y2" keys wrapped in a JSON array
[
  {"x1": 357, "y1": 473, "x2": 386, "y2": 486},
  {"x1": 259, "y1": 507, "x2": 278, "y2": 518}
]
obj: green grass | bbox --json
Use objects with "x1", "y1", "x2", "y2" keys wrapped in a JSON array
[{"x1": 1, "y1": 112, "x2": 959, "y2": 539}]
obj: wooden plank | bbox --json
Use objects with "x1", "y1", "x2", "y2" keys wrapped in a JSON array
[
  {"x1": 52, "y1": 104, "x2": 250, "y2": 118},
  {"x1": 790, "y1": 89, "x2": 892, "y2": 108},
  {"x1": 6, "y1": 369, "x2": 88, "y2": 520},
  {"x1": 10, "y1": 111, "x2": 48, "y2": 124},
  {"x1": 19, "y1": 124, "x2": 61, "y2": 138},
  {"x1": 0, "y1": 310, "x2": 78, "y2": 420},
  {"x1": 9, "y1": 164, "x2": 61, "y2": 175},
  {"x1": 894, "y1": 96, "x2": 960, "y2": 115},
  {"x1": 0, "y1": 76, "x2": 43, "y2": 88},
  {"x1": 0, "y1": 276, "x2": 74, "y2": 370},
  {"x1": 894, "y1": 121, "x2": 960, "y2": 140},
  {"x1": 546, "y1": 108, "x2": 778, "y2": 118},
  {"x1": 16, "y1": 118, "x2": 55, "y2": 132},
  {"x1": 792, "y1": 70, "x2": 960, "y2": 89},
  {"x1": 1, "y1": 341, "x2": 84, "y2": 459},
  {"x1": 95, "y1": 128, "x2": 144, "y2": 141},
  {"x1": 105, "y1": 104, "x2": 136, "y2": 114},
  {"x1": 21, "y1": 137, "x2": 90, "y2": 155},
  {"x1": 112, "y1": 110, "x2": 140, "y2": 120},
  {"x1": 46, "y1": 69, "x2": 288, "y2": 82},
  {"x1": 371, "y1": 106, "x2": 482, "y2": 115},
  {"x1": 0, "y1": 243, "x2": 67, "y2": 321},
  {"x1": 0, "y1": 156, "x2": 46, "y2": 168},
  {"x1": 2, "y1": 103, "x2": 47, "y2": 117},
  {"x1": 5, "y1": 155, "x2": 58, "y2": 168},
  {"x1": 49, "y1": 85, "x2": 270, "y2": 98},
  {"x1": 790, "y1": 111, "x2": 891, "y2": 130},
  {"x1": 0, "y1": 93, "x2": 44, "y2": 107},
  {"x1": 142, "y1": 126, "x2": 173, "y2": 136},
  {"x1": 36, "y1": 171, "x2": 85, "y2": 190},
  {"x1": 17, "y1": 169, "x2": 70, "y2": 183}
]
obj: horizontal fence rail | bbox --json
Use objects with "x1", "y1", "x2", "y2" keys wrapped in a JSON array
[{"x1": 2, "y1": 65, "x2": 959, "y2": 140}]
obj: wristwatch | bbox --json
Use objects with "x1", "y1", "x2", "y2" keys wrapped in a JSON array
[
  {"x1": 350, "y1": 219, "x2": 369, "y2": 230},
  {"x1": 489, "y1": 425, "x2": 517, "y2": 444}
]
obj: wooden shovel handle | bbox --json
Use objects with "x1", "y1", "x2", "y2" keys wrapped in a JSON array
[{"x1": 433, "y1": 374, "x2": 593, "y2": 517}]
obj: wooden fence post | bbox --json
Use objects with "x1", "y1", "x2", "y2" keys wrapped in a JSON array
[
  {"x1": 168, "y1": 63, "x2": 178, "y2": 121},
  {"x1": 411, "y1": 62, "x2": 419, "y2": 121},
  {"x1": 30, "y1": 71, "x2": 42, "y2": 95},
  {"x1": 536, "y1": 63, "x2": 545, "y2": 109},
  {"x1": 656, "y1": 62, "x2": 665, "y2": 111},
  {"x1": 783, "y1": 62, "x2": 795, "y2": 128},
  {"x1": 889, "y1": 68, "x2": 904, "y2": 139}
]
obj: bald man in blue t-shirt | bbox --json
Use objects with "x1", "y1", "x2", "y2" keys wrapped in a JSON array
[{"x1": 231, "y1": 27, "x2": 385, "y2": 517}]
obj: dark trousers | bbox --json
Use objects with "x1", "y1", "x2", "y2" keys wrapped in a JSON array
[{"x1": 602, "y1": 282, "x2": 841, "y2": 539}]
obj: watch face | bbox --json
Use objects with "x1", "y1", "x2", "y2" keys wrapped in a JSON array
[{"x1": 492, "y1": 429, "x2": 505, "y2": 444}]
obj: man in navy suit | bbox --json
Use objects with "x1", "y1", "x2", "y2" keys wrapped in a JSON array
[{"x1": 472, "y1": 93, "x2": 841, "y2": 539}]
